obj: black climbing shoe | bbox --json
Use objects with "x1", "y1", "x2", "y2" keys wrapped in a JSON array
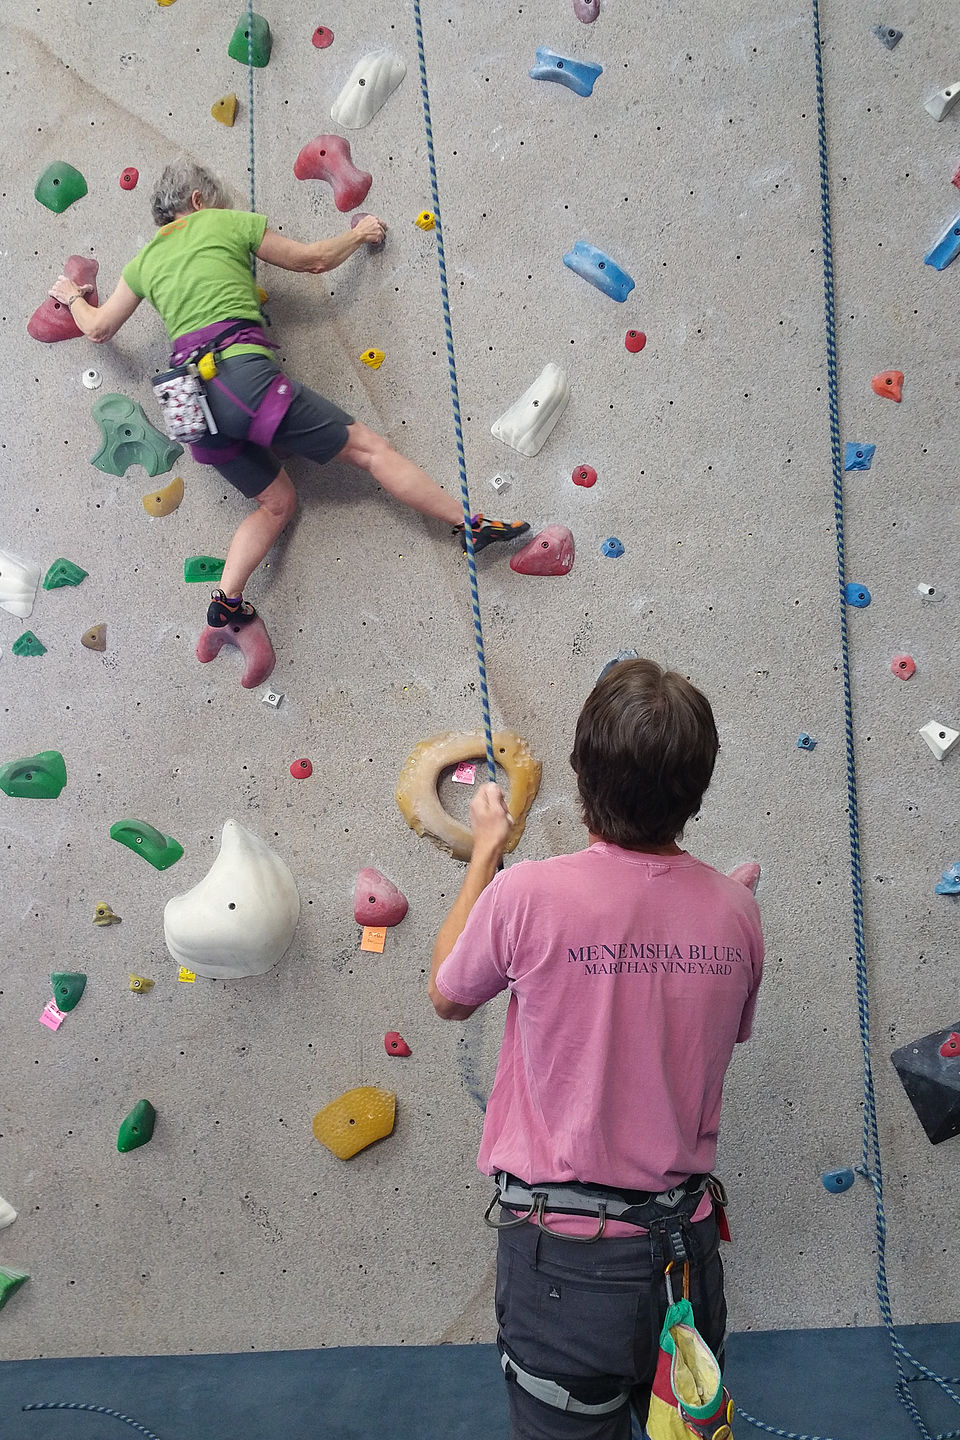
[
  {"x1": 206, "y1": 590, "x2": 259, "y2": 628},
  {"x1": 455, "y1": 515, "x2": 531, "y2": 554}
]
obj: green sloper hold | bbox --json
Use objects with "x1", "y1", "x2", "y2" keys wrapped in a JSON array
[
  {"x1": 110, "y1": 818, "x2": 184, "y2": 871},
  {"x1": 51, "y1": 971, "x2": 86, "y2": 1012},
  {"x1": 12, "y1": 631, "x2": 46, "y2": 657},
  {"x1": 35, "y1": 161, "x2": 87, "y2": 214},
  {"x1": 184, "y1": 556, "x2": 225, "y2": 583},
  {"x1": 0, "y1": 750, "x2": 67, "y2": 799},
  {"x1": 117, "y1": 1099, "x2": 156, "y2": 1153},
  {"x1": 228, "y1": 11, "x2": 271, "y2": 66},
  {"x1": 90, "y1": 394, "x2": 183, "y2": 478},
  {"x1": 43, "y1": 558, "x2": 88, "y2": 590},
  {"x1": 0, "y1": 1267, "x2": 29, "y2": 1312}
]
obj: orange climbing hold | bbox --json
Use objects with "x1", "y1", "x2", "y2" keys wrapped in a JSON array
[
  {"x1": 312, "y1": 1086, "x2": 396, "y2": 1160},
  {"x1": 871, "y1": 369, "x2": 903, "y2": 402}
]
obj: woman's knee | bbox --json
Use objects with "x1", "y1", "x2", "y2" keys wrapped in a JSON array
[
  {"x1": 258, "y1": 470, "x2": 298, "y2": 524},
  {"x1": 338, "y1": 422, "x2": 389, "y2": 469}
]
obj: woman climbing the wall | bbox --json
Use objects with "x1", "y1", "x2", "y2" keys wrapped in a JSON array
[{"x1": 50, "y1": 160, "x2": 529, "y2": 674}]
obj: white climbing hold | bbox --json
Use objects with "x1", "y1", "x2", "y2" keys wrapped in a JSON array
[
  {"x1": 923, "y1": 84, "x2": 960, "y2": 121},
  {"x1": 81, "y1": 368, "x2": 102, "y2": 389},
  {"x1": 919, "y1": 721, "x2": 960, "y2": 761},
  {"x1": 0, "y1": 548, "x2": 41, "y2": 619},
  {"x1": 491, "y1": 362, "x2": 570, "y2": 457},
  {"x1": 163, "y1": 820, "x2": 300, "y2": 979},
  {"x1": 0, "y1": 1196, "x2": 16, "y2": 1229},
  {"x1": 917, "y1": 583, "x2": 944, "y2": 602},
  {"x1": 330, "y1": 50, "x2": 406, "y2": 129}
]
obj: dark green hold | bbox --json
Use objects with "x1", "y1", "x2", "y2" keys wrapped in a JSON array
[
  {"x1": 12, "y1": 631, "x2": 46, "y2": 657},
  {"x1": 184, "y1": 556, "x2": 226, "y2": 583},
  {"x1": 228, "y1": 11, "x2": 272, "y2": 66},
  {"x1": 110, "y1": 818, "x2": 184, "y2": 871},
  {"x1": 0, "y1": 1267, "x2": 29, "y2": 1312},
  {"x1": 0, "y1": 750, "x2": 67, "y2": 799},
  {"x1": 50, "y1": 971, "x2": 87, "y2": 1012},
  {"x1": 117, "y1": 1099, "x2": 157, "y2": 1153},
  {"x1": 43, "y1": 558, "x2": 88, "y2": 590},
  {"x1": 90, "y1": 393, "x2": 183, "y2": 478},
  {"x1": 35, "y1": 161, "x2": 88, "y2": 214}
]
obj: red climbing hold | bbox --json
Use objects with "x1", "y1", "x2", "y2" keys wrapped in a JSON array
[
  {"x1": 195, "y1": 615, "x2": 276, "y2": 689},
  {"x1": 509, "y1": 525, "x2": 575, "y2": 577},
  {"x1": 572, "y1": 464, "x2": 597, "y2": 488},
  {"x1": 890, "y1": 654, "x2": 916, "y2": 680},
  {"x1": 940, "y1": 1033, "x2": 960, "y2": 1058},
  {"x1": 871, "y1": 369, "x2": 903, "y2": 402},
  {"x1": 290, "y1": 758, "x2": 313, "y2": 779},
  {"x1": 625, "y1": 329, "x2": 646, "y2": 353},
  {"x1": 953, "y1": 161, "x2": 960, "y2": 192},
  {"x1": 354, "y1": 867, "x2": 409, "y2": 927},
  {"x1": 119, "y1": 168, "x2": 139, "y2": 191},
  {"x1": 728, "y1": 862, "x2": 761, "y2": 895},
  {"x1": 384, "y1": 1031, "x2": 412, "y2": 1057},
  {"x1": 293, "y1": 134, "x2": 372, "y2": 212},
  {"x1": 312, "y1": 24, "x2": 334, "y2": 48},
  {"x1": 573, "y1": 0, "x2": 600, "y2": 21},
  {"x1": 27, "y1": 256, "x2": 99, "y2": 343}
]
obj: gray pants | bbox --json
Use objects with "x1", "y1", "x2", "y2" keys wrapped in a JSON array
[{"x1": 495, "y1": 1209, "x2": 726, "y2": 1440}]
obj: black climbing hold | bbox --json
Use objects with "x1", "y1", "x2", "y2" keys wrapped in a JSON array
[{"x1": 891, "y1": 1024, "x2": 960, "y2": 1144}]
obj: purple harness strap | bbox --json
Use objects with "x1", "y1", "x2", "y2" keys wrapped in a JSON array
[{"x1": 170, "y1": 319, "x2": 294, "y2": 465}]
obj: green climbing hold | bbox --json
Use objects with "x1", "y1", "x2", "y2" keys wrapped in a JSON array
[
  {"x1": 0, "y1": 750, "x2": 67, "y2": 799},
  {"x1": 12, "y1": 631, "x2": 46, "y2": 657},
  {"x1": 0, "y1": 1267, "x2": 29, "y2": 1312},
  {"x1": 35, "y1": 161, "x2": 87, "y2": 214},
  {"x1": 42, "y1": 558, "x2": 88, "y2": 590},
  {"x1": 110, "y1": 818, "x2": 184, "y2": 870},
  {"x1": 228, "y1": 11, "x2": 272, "y2": 66},
  {"x1": 184, "y1": 556, "x2": 226, "y2": 583},
  {"x1": 50, "y1": 971, "x2": 87, "y2": 1012},
  {"x1": 117, "y1": 1099, "x2": 157, "y2": 1153},
  {"x1": 90, "y1": 393, "x2": 183, "y2": 478}
]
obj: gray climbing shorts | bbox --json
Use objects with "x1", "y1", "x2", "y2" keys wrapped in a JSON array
[{"x1": 201, "y1": 353, "x2": 354, "y2": 498}]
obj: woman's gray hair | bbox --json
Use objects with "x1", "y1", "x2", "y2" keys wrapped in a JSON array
[{"x1": 150, "y1": 160, "x2": 228, "y2": 226}]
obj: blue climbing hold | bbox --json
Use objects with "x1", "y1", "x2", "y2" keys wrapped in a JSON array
[
  {"x1": 597, "y1": 648, "x2": 639, "y2": 683},
  {"x1": 924, "y1": 215, "x2": 960, "y2": 272},
  {"x1": 797, "y1": 733, "x2": 817, "y2": 751},
  {"x1": 845, "y1": 582, "x2": 871, "y2": 608},
  {"x1": 822, "y1": 1168, "x2": 855, "y2": 1194},
  {"x1": 529, "y1": 48, "x2": 603, "y2": 98},
  {"x1": 563, "y1": 242, "x2": 635, "y2": 303},
  {"x1": 935, "y1": 863, "x2": 960, "y2": 896},
  {"x1": 843, "y1": 442, "x2": 875, "y2": 471},
  {"x1": 601, "y1": 537, "x2": 625, "y2": 558}
]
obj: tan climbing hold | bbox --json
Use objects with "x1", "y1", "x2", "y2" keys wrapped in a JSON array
[
  {"x1": 396, "y1": 730, "x2": 541, "y2": 862},
  {"x1": 129, "y1": 975, "x2": 154, "y2": 993},
  {"x1": 81, "y1": 623, "x2": 107, "y2": 652},
  {"x1": 142, "y1": 475, "x2": 184, "y2": 518},
  {"x1": 360, "y1": 347, "x2": 385, "y2": 370},
  {"x1": 313, "y1": 1086, "x2": 396, "y2": 1160},
  {"x1": 211, "y1": 93, "x2": 238, "y2": 127},
  {"x1": 93, "y1": 902, "x2": 122, "y2": 926}
]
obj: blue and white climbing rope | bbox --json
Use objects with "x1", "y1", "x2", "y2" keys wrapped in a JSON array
[
  {"x1": 246, "y1": 0, "x2": 257, "y2": 280},
  {"x1": 23, "y1": 1400, "x2": 161, "y2": 1439},
  {"x1": 411, "y1": 0, "x2": 497, "y2": 783},
  {"x1": 737, "y1": 5, "x2": 960, "y2": 1438}
]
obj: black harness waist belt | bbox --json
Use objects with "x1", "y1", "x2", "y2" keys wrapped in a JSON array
[{"x1": 485, "y1": 1171, "x2": 715, "y2": 1243}]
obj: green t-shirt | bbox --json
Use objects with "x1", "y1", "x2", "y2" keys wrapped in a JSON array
[{"x1": 122, "y1": 208, "x2": 271, "y2": 358}]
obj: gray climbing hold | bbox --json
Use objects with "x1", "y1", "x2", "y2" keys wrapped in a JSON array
[{"x1": 873, "y1": 24, "x2": 902, "y2": 49}]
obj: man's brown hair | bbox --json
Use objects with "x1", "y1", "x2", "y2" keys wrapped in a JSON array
[{"x1": 569, "y1": 658, "x2": 719, "y2": 848}]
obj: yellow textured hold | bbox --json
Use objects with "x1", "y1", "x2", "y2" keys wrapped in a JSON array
[
  {"x1": 256, "y1": 285, "x2": 269, "y2": 305},
  {"x1": 360, "y1": 348, "x2": 385, "y2": 371},
  {"x1": 415, "y1": 210, "x2": 436, "y2": 231},
  {"x1": 129, "y1": 975, "x2": 155, "y2": 993},
  {"x1": 313, "y1": 1086, "x2": 396, "y2": 1160},
  {"x1": 156, "y1": 0, "x2": 178, "y2": 6},
  {"x1": 141, "y1": 476, "x2": 184, "y2": 518},
  {"x1": 211, "y1": 93, "x2": 238, "y2": 127},
  {"x1": 93, "y1": 902, "x2": 122, "y2": 926}
]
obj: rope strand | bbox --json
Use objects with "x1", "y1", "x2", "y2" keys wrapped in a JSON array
[{"x1": 23, "y1": 1401, "x2": 161, "y2": 1439}]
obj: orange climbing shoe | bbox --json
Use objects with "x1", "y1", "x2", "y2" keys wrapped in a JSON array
[
  {"x1": 455, "y1": 515, "x2": 530, "y2": 554},
  {"x1": 206, "y1": 590, "x2": 259, "y2": 628}
]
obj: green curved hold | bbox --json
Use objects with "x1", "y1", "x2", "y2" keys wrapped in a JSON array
[
  {"x1": 118, "y1": 1099, "x2": 156, "y2": 1153},
  {"x1": 110, "y1": 818, "x2": 184, "y2": 870},
  {"x1": 228, "y1": 11, "x2": 271, "y2": 66},
  {"x1": 90, "y1": 394, "x2": 183, "y2": 478},
  {"x1": 43, "y1": 558, "x2": 88, "y2": 590},
  {"x1": 50, "y1": 971, "x2": 87, "y2": 1012},
  {"x1": 0, "y1": 1267, "x2": 29, "y2": 1312},
  {"x1": 0, "y1": 750, "x2": 67, "y2": 799},
  {"x1": 183, "y1": 555, "x2": 226, "y2": 583},
  {"x1": 35, "y1": 161, "x2": 87, "y2": 214},
  {"x1": 12, "y1": 631, "x2": 46, "y2": 657}
]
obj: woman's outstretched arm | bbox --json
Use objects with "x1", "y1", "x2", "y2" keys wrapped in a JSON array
[
  {"x1": 256, "y1": 214, "x2": 386, "y2": 274},
  {"x1": 48, "y1": 275, "x2": 142, "y2": 343}
]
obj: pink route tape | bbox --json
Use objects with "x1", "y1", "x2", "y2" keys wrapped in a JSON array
[
  {"x1": 39, "y1": 999, "x2": 66, "y2": 1030},
  {"x1": 453, "y1": 762, "x2": 476, "y2": 785}
]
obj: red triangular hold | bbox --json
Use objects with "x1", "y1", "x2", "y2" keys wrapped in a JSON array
[
  {"x1": 509, "y1": 525, "x2": 575, "y2": 576},
  {"x1": 27, "y1": 256, "x2": 100, "y2": 342},
  {"x1": 870, "y1": 369, "x2": 903, "y2": 402},
  {"x1": 354, "y1": 868, "x2": 408, "y2": 927}
]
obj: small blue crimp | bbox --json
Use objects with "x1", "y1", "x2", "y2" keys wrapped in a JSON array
[
  {"x1": 822, "y1": 1168, "x2": 855, "y2": 1194},
  {"x1": 602, "y1": 537, "x2": 625, "y2": 558},
  {"x1": 935, "y1": 863, "x2": 960, "y2": 896},
  {"x1": 529, "y1": 47, "x2": 603, "y2": 98},
  {"x1": 797, "y1": 733, "x2": 817, "y2": 751},
  {"x1": 843, "y1": 442, "x2": 875, "y2": 471},
  {"x1": 563, "y1": 242, "x2": 635, "y2": 303},
  {"x1": 845, "y1": 582, "x2": 871, "y2": 608},
  {"x1": 596, "y1": 648, "x2": 638, "y2": 683},
  {"x1": 924, "y1": 214, "x2": 960, "y2": 272}
]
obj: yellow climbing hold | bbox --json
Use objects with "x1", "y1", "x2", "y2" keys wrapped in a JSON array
[
  {"x1": 415, "y1": 210, "x2": 436, "y2": 231},
  {"x1": 129, "y1": 975, "x2": 154, "y2": 993},
  {"x1": 142, "y1": 476, "x2": 184, "y2": 518},
  {"x1": 93, "y1": 902, "x2": 122, "y2": 926},
  {"x1": 361, "y1": 348, "x2": 385, "y2": 371},
  {"x1": 256, "y1": 286, "x2": 269, "y2": 306},
  {"x1": 211, "y1": 93, "x2": 238, "y2": 127},
  {"x1": 313, "y1": 1086, "x2": 396, "y2": 1160},
  {"x1": 156, "y1": 0, "x2": 178, "y2": 6}
]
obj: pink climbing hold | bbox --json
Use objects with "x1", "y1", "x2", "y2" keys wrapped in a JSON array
[
  {"x1": 509, "y1": 525, "x2": 575, "y2": 577},
  {"x1": 350, "y1": 211, "x2": 384, "y2": 250},
  {"x1": 119, "y1": 168, "x2": 139, "y2": 191},
  {"x1": 940, "y1": 1033, "x2": 960, "y2": 1058},
  {"x1": 195, "y1": 616, "x2": 276, "y2": 689},
  {"x1": 293, "y1": 134, "x2": 372, "y2": 212},
  {"x1": 573, "y1": 0, "x2": 600, "y2": 21},
  {"x1": 728, "y1": 862, "x2": 761, "y2": 895},
  {"x1": 384, "y1": 1031, "x2": 412, "y2": 1058},
  {"x1": 354, "y1": 868, "x2": 408, "y2": 927},
  {"x1": 290, "y1": 758, "x2": 313, "y2": 779},
  {"x1": 625, "y1": 329, "x2": 646, "y2": 353},
  {"x1": 890, "y1": 654, "x2": 916, "y2": 680},
  {"x1": 312, "y1": 24, "x2": 334, "y2": 48},
  {"x1": 572, "y1": 464, "x2": 597, "y2": 488},
  {"x1": 27, "y1": 255, "x2": 99, "y2": 343}
]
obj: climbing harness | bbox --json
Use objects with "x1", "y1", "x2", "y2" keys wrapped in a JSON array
[
  {"x1": 165, "y1": 320, "x2": 294, "y2": 467},
  {"x1": 485, "y1": 1172, "x2": 713, "y2": 1243},
  {"x1": 737, "y1": 6, "x2": 960, "y2": 1438},
  {"x1": 23, "y1": 1400, "x2": 161, "y2": 1439},
  {"x1": 501, "y1": 1350, "x2": 630, "y2": 1418}
]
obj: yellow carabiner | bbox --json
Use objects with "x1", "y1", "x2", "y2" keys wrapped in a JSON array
[{"x1": 197, "y1": 351, "x2": 218, "y2": 381}]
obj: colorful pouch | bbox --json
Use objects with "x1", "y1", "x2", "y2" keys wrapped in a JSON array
[
  {"x1": 151, "y1": 366, "x2": 216, "y2": 443},
  {"x1": 645, "y1": 1294, "x2": 734, "y2": 1440}
]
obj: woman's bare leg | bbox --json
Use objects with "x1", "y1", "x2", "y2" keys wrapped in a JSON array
[
  {"x1": 220, "y1": 470, "x2": 298, "y2": 596},
  {"x1": 334, "y1": 422, "x2": 463, "y2": 526}
]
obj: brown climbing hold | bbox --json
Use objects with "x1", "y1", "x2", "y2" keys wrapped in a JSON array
[
  {"x1": 312, "y1": 1086, "x2": 396, "y2": 1160},
  {"x1": 81, "y1": 623, "x2": 107, "y2": 652},
  {"x1": 211, "y1": 93, "x2": 238, "y2": 126},
  {"x1": 27, "y1": 256, "x2": 100, "y2": 343},
  {"x1": 142, "y1": 476, "x2": 184, "y2": 517},
  {"x1": 871, "y1": 369, "x2": 903, "y2": 402}
]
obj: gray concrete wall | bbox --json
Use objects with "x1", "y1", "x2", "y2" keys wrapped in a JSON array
[{"x1": 1, "y1": 0, "x2": 957, "y2": 1360}]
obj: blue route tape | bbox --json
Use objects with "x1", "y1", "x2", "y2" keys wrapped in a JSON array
[{"x1": 23, "y1": 1401, "x2": 161, "y2": 1439}]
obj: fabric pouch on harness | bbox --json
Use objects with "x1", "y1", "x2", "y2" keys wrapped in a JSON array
[
  {"x1": 645, "y1": 1266, "x2": 734, "y2": 1440},
  {"x1": 151, "y1": 366, "x2": 217, "y2": 444}
]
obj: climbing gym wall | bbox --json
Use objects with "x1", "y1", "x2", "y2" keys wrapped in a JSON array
[{"x1": 3, "y1": 0, "x2": 959, "y2": 1368}]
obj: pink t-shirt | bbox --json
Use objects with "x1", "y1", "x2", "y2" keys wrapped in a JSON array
[{"x1": 435, "y1": 842, "x2": 763, "y2": 1230}]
